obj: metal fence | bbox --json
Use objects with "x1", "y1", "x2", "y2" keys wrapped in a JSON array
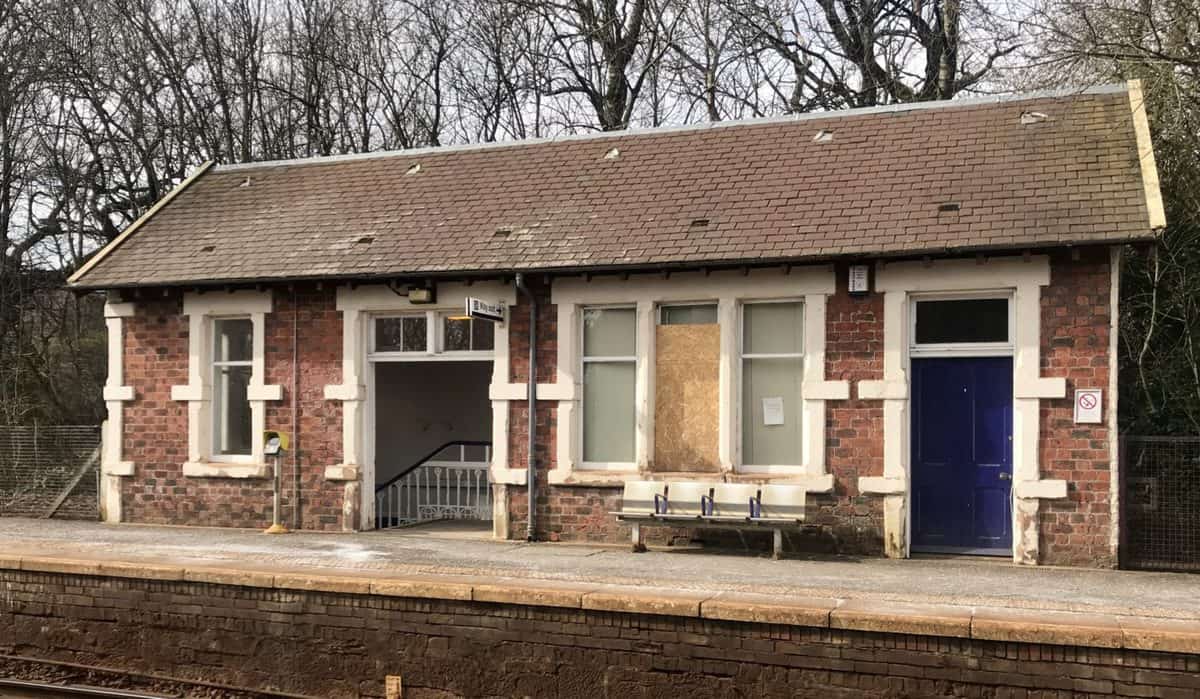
[
  {"x1": 0, "y1": 425, "x2": 101, "y2": 520},
  {"x1": 1120, "y1": 436, "x2": 1200, "y2": 572}
]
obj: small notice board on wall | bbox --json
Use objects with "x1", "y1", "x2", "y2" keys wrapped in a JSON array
[{"x1": 1074, "y1": 389, "x2": 1102, "y2": 424}]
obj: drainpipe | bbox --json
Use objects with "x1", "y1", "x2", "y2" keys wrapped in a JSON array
[
  {"x1": 514, "y1": 273, "x2": 537, "y2": 541},
  {"x1": 292, "y1": 285, "x2": 301, "y2": 530}
]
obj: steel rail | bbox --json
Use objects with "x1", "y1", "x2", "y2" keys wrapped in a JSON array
[
  {"x1": 0, "y1": 678, "x2": 165, "y2": 698},
  {"x1": 0, "y1": 654, "x2": 319, "y2": 699}
]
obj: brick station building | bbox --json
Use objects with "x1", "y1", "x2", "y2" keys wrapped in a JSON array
[{"x1": 69, "y1": 82, "x2": 1164, "y2": 567}]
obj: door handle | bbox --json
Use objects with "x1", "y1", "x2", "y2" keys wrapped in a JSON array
[{"x1": 998, "y1": 472, "x2": 1011, "y2": 481}]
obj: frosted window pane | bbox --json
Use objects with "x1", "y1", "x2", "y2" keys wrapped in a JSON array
[
  {"x1": 213, "y1": 318, "x2": 252, "y2": 362},
  {"x1": 214, "y1": 365, "x2": 252, "y2": 456},
  {"x1": 743, "y1": 303, "x2": 802, "y2": 355},
  {"x1": 583, "y1": 308, "x2": 635, "y2": 357},
  {"x1": 661, "y1": 304, "x2": 717, "y2": 325},
  {"x1": 583, "y1": 362, "x2": 635, "y2": 462},
  {"x1": 741, "y1": 357, "x2": 802, "y2": 465}
]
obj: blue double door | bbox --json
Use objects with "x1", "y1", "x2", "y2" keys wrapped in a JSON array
[{"x1": 911, "y1": 357, "x2": 1013, "y2": 555}]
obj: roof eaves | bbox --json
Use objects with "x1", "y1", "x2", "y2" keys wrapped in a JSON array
[
  {"x1": 69, "y1": 236, "x2": 1156, "y2": 292},
  {"x1": 67, "y1": 160, "x2": 216, "y2": 287}
]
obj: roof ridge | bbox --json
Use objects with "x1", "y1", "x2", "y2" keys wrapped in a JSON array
[{"x1": 215, "y1": 83, "x2": 1129, "y2": 173}]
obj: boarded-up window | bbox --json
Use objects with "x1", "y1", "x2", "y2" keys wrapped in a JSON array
[
  {"x1": 654, "y1": 305, "x2": 720, "y2": 472},
  {"x1": 741, "y1": 302, "x2": 803, "y2": 466},
  {"x1": 582, "y1": 307, "x2": 636, "y2": 463}
]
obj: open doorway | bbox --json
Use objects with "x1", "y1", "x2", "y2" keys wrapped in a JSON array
[{"x1": 372, "y1": 360, "x2": 493, "y2": 529}]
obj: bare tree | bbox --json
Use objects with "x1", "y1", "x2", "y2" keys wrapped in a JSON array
[
  {"x1": 1, "y1": 0, "x2": 1027, "y2": 426},
  {"x1": 1021, "y1": 0, "x2": 1200, "y2": 433},
  {"x1": 531, "y1": 0, "x2": 680, "y2": 130},
  {"x1": 733, "y1": 0, "x2": 1022, "y2": 110}
]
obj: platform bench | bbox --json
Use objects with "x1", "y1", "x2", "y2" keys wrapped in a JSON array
[{"x1": 610, "y1": 480, "x2": 807, "y2": 559}]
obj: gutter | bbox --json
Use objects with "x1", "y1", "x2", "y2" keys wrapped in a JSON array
[
  {"x1": 69, "y1": 238, "x2": 1160, "y2": 294},
  {"x1": 513, "y1": 273, "x2": 537, "y2": 542}
]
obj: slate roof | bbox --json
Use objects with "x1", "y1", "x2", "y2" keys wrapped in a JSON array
[{"x1": 70, "y1": 83, "x2": 1161, "y2": 289}]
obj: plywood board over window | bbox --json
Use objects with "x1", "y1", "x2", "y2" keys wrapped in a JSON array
[{"x1": 653, "y1": 324, "x2": 720, "y2": 472}]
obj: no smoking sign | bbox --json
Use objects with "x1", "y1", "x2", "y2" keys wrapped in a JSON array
[{"x1": 1074, "y1": 389, "x2": 1102, "y2": 424}]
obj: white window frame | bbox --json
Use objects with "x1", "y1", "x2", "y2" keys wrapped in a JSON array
[
  {"x1": 738, "y1": 298, "x2": 805, "y2": 470},
  {"x1": 210, "y1": 315, "x2": 255, "y2": 463},
  {"x1": 548, "y1": 267, "x2": 846, "y2": 488},
  {"x1": 171, "y1": 290, "x2": 280, "y2": 478},
  {"x1": 368, "y1": 310, "x2": 495, "y2": 362},
  {"x1": 908, "y1": 291, "x2": 1015, "y2": 358},
  {"x1": 580, "y1": 304, "x2": 639, "y2": 471}
]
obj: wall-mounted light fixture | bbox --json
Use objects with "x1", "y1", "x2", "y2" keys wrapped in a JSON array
[{"x1": 407, "y1": 284, "x2": 436, "y2": 304}]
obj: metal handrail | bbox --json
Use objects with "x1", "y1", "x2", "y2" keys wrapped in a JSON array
[{"x1": 374, "y1": 440, "x2": 492, "y2": 493}]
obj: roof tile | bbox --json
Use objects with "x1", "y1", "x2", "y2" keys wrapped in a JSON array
[{"x1": 74, "y1": 87, "x2": 1156, "y2": 288}]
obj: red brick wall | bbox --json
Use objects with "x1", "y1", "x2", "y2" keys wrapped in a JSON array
[
  {"x1": 116, "y1": 250, "x2": 1117, "y2": 564},
  {"x1": 6, "y1": 568, "x2": 1200, "y2": 698},
  {"x1": 120, "y1": 286, "x2": 345, "y2": 531},
  {"x1": 1038, "y1": 248, "x2": 1116, "y2": 567},
  {"x1": 122, "y1": 295, "x2": 192, "y2": 523},
  {"x1": 817, "y1": 264, "x2": 886, "y2": 555},
  {"x1": 263, "y1": 287, "x2": 346, "y2": 531},
  {"x1": 500, "y1": 254, "x2": 1117, "y2": 564},
  {"x1": 502, "y1": 278, "x2": 630, "y2": 543}
]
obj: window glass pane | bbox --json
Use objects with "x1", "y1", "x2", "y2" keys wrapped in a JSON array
[
  {"x1": 401, "y1": 316, "x2": 426, "y2": 352},
  {"x1": 743, "y1": 302, "x2": 802, "y2": 355},
  {"x1": 583, "y1": 307, "x2": 635, "y2": 357},
  {"x1": 213, "y1": 318, "x2": 252, "y2": 362},
  {"x1": 583, "y1": 362, "x2": 635, "y2": 462},
  {"x1": 471, "y1": 318, "x2": 495, "y2": 350},
  {"x1": 214, "y1": 365, "x2": 252, "y2": 456},
  {"x1": 443, "y1": 317, "x2": 471, "y2": 351},
  {"x1": 661, "y1": 304, "x2": 717, "y2": 325},
  {"x1": 741, "y1": 357, "x2": 802, "y2": 465},
  {"x1": 914, "y1": 299, "x2": 1008, "y2": 344},
  {"x1": 375, "y1": 318, "x2": 405, "y2": 352}
]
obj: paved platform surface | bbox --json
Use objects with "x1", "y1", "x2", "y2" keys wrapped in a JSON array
[{"x1": 0, "y1": 518, "x2": 1195, "y2": 620}]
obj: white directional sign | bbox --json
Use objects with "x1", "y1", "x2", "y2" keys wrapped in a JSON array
[
  {"x1": 466, "y1": 297, "x2": 505, "y2": 323},
  {"x1": 1074, "y1": 389, "x2": 1102, "y2": 424}
]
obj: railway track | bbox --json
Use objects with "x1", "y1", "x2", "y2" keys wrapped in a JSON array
[
  {"x1": 0, "y1": 678, "x2": 167, "y2": 698},
  {"x1": 0, "y1": 655, "x2": 316, "y2": 699}
]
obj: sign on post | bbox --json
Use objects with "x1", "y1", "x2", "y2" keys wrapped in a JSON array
[
  {"x1": 466, "y1": 297, "x2": 505, "y2": 324},
  {"x1": 1074, "y1": 389, "x2": 1102, "y2": 424}
]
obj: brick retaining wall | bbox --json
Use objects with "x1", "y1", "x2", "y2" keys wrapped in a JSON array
[{"x1": 2, "y1": 565, "x2": 1199, "y2": 698}]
